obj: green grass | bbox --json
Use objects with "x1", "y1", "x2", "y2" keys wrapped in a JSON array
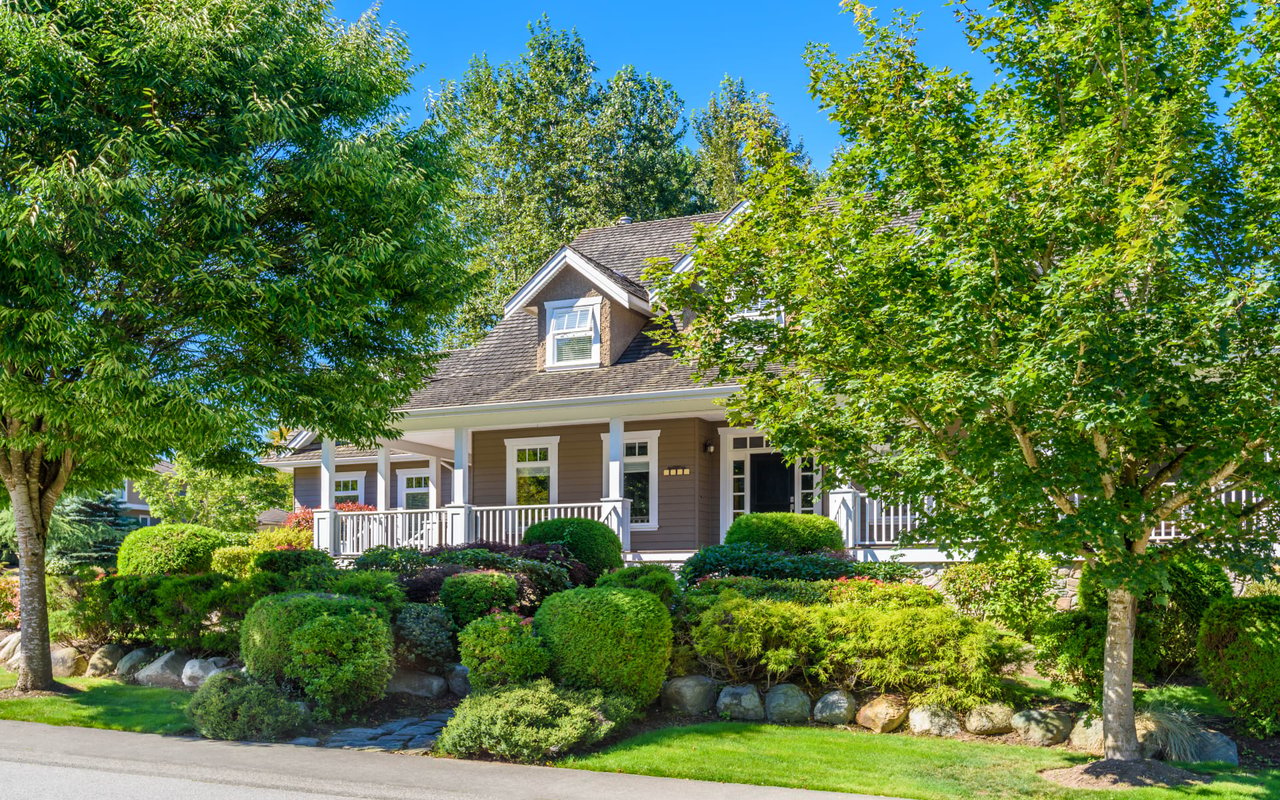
[
  {"x1": 0, "y1": 670, "x2": 193, "y2": 734},
  {"x1": 565, "y1": 722, "x2": 1280, "y2": 800}
]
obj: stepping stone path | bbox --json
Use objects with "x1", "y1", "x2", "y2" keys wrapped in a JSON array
[{"x1": 297, "y1": 710, "x2": 455, "y2": 755}]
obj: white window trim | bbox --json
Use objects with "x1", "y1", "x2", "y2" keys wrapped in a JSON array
[
  {"x1": 505, "y1": 436, "x2": 560, "y2": 505},
  {"x1": 397, "y1": 466, "x2": 436, "y2": 510},
  {"x1": 332, "y1": 471, "x2": 365, "y2": 505},
  {"x1": 600, "y1": 430, "x2": 660, "y2": 531},
  {"x1": 544, "y1": 297, "x2": 601, "y2": 371}
]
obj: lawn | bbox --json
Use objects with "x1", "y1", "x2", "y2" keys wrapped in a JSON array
[
  {"x1": 0, "y1": 670, "x2": 193, "y2": 734},
  {"x1": 565, "y1": 722, "x2": 1280, "y2": 800}
]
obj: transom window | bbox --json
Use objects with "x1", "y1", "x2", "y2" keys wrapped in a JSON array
[
  {"x1": 602, "y1": 431, "x2": 659, "y2": 530},
  {"x1": 545, "y1": 299, "x2": 600, "y2": 369},
  {"x1": 332, "y1": 472, "x2": 364, "y2": 506},
  {"x1": 506, "y1": 437, "x2": 559, "y2": 505}
]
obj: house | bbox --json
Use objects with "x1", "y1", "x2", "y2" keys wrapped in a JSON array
[
  {"x1": 113, "y1": 462, "x2": 173, "y2": 527},
  {"x1": 263, "y1": 207, "x2": 926, "y2": 562}
]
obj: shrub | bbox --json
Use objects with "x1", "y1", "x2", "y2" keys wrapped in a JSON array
[
  {"x1": 253, "y1": 547, "x2": 334, "y2": 577},
  {"x1": 439, "y1": 572, "x2": 520, "y2": 629},
  {"x1": 596, "y1": 564, "x2": 678, "y2": 605},
  {"x1": 436, "y1": 679, "x2": 631, "y2": 763},
  {"x1": 283, "y1": 503, "x2": 375, "y2": 533},
  {"x1": 332, "y1": 570, "x2": 406, "y2": 614},
  {"x1": 940, "y1": 553, "x2": 1056, "y2": 638},
  {"x1": 116, "y1": 524, "x2": 228, "y2": 575},
  {"x1": 826, "y1": 576, "x2": 945, "y2": 609},
  {"x1": 459, "y1": 612, "x2": 552, "y2": 690},
  {"x1": 724, "y1": 512, "x2": 843, "y2": 553},
  {"x1": 187, "y1": 671, "x2": 308, "y2": 741},
  {"x1": 433, "y1": 549, "x2": 572, "y2": 602},
  {"x1": 0, "y1": 574, "x2": 17, "y2": 627},
  {"x1": 394, "y1": 603, "x2": 456, "y2": 669},
  {"x1": 522, "y1": 518, "x2": 623, "y2": 579},
  {"x1": 250, "y1": 527, "x2": 315, "y2": 550},
  {"x1": 211, "y1": 545, "x2": 258, "y2": 579},
  {"x1": 1033, "y1": 608, "x2": 1159, "y2": 705},
  {"x1": 1198, "y1": 596, "x2": 1280, "y2": 737},
  {"x1": 401, "y1": 563, "x2": 468, "y2": 603},
  {"x1": 354, "y1": 545, "x2": 435, "y2": 575},
  {"x1": 287, "y1": 611, "x2": 394, "y2": 720},
  {"x1": 534, "y1": 587, "x2": 672, "y2": 707},
  {"x1": 680, "y1": 542, "x2": 918, "y2": 586},
  {"x1": 241, "y1": 593, "x2": 388, "y2": 683}
]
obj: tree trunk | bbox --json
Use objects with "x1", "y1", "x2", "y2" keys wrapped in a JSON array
[{"x1": 1102, "y1": 587, "x2": 1141, "y2": 760}]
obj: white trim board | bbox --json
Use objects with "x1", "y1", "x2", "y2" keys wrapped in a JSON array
[{"x1": 503, "y1": 248, "x2": 652, "y2": 319}]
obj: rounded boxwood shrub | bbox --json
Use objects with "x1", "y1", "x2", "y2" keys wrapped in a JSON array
[
  {"x1": 116, "y1": 524, "x2": 228, "y2": 576},
  {"x1": 595, "y1": 564, "x2": 678, "y2": 606},
  {"x1": 187, "y1": 671, "x2": 308, "y2": 741},
  {"x1": 1198, "y1": 596, "x2": 1280, "y2": 737},
  {"x1": 241, "y1": 592, "x2": 388, "y2": 683},
  {"x1": 459, "y1": 612, "x2": 551, "y2": 691},
  {"x1": 394, "y1": 603, "x2": 456, "y2": 669},
  {"x1": 522, "y1": 518, "x2": 622, "y2": 579},
  {"x1": 436, "y1": 679, "x2": 632, "y2": 763},
  {"x1": 724, "y1": 512, "x2": 843, "y2": 553},
  {"x1": 253, "y1": 547, "x2": 335, "y2": 577},
  {"x1": 249, "y1": 527, "x2": 314, "y2": 551},
  {"x1": 439, "y1": 571, "x2": 519, "y2": 629},
  {"x1": 287, "y1": 611, "x2": 394, "y2": 720},
  {"x1": 331, "y1": 570, "x2": 407, "y2": 615},
  {"x1": 534, "y1": 586, "x2": 671, "y2": 707},
  {"x1": 211, "y1": 545, "x2": 258, "y2": 579}
]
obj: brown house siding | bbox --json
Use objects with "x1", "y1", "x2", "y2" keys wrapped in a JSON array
[{"x1": 293, "y1": 459, "x2": 434, "y2": 509}]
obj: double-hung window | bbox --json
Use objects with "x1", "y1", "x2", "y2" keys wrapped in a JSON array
[
  {"x1": 398, "y1": 468, "x2": 434, "y2": 510},
  {"x1": 506, "y1": 437, "x2": 559, "y2": 505},
  {"x1": 545, "y1": 299, "x2": 600, "y2": 369}
]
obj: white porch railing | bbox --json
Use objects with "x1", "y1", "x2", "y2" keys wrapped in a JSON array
[{"x1": 315, "y1": 500, "x2": 631, "y2": 557}]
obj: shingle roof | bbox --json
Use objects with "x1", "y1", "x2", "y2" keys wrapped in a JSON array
[
  {"x1": 262, "y1": 445, "x2": 418, "y2": 465},
  {"x1": 567, "y1": 211, "x2": 729, "y2": 286}
]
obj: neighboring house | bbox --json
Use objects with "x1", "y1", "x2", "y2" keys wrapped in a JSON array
[
  {"x1": 263, "y1": 207, "x2": 924, "y2": 562},
  {"x1": 114, "y1": 461, "x2": 174, "y2": 527}
]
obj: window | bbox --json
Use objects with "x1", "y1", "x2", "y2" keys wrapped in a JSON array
[
  {"x1": 332, "y1": 472, "x2": 364, "y2": 506},
  {"x1": 545, "y1": 298, "x2": 600, "y2": 369},
  {"x1": 601, "y1": 431, "x2": 659, "y2": 530},
  {"x1": 506, "y1": 437, "x2": 559, "y2": 505},
  {"x1": 398, "y1": 468, "x2": 435, "y2": 510},
  {"x1": 138, "y1": 515, "x2": 151, "y2": 527}
]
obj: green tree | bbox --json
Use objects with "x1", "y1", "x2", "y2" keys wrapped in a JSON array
[
  {"x1": 692, "y1": 76, "x2": 809, "y2": 212},
  {"x1": 0, "y1": 0, "x2": 470, "y2": 691},
  {"x1": 134, "y1": 456, "x2": 291, "y2": 532},
  {"x1": 654, "y1": 1, "x2": 1279, "y2": 762},
  {"x1": 431, "y1": 18, "x2": 705, "y2": 341}
]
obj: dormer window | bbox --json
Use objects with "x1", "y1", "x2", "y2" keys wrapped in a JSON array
[{"x1": 545, "y1": 298, "x2": 600, "y2": 370}]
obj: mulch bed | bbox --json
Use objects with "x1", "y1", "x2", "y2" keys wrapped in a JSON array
[
  {"x1": 1041, "y1": 759, "x2": 1208, "y2": 790},
  {"x1": 0, "y1": 683, "x2": 80, "y2": 700}
]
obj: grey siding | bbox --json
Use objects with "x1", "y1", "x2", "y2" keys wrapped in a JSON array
[{"x1": 292, "y1": 460, "x2": 435, "y2": 508}]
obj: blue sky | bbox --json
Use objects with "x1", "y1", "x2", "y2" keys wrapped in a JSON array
[{"x1": 330, "y1": 1, "x2": 995, "y2": 164}]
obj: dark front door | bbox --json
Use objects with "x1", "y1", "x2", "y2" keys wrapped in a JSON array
[{"x1": 750, "y1": 452, "x2": 792, "y2": 513}]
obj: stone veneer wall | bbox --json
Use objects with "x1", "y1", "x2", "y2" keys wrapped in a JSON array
[{"x1": 911, "y1": 561, "x2": 1085, "y2": 611}]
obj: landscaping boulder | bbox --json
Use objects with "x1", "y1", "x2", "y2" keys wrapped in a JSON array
[
  {"x1": 0, "y1": 632, "x2": 19, "y2": 663},
  {"x1": 1188, "y1": 731, "x2": 1239, "y2": 766},
  {"x1": 764, "y1": 683, "x2": 810, "y2": 724},
  {"x1": 134, "y1": 651, "x2": 189, "y2": 690},
  {"x1": 1067, "y1": 712, "x2": 1104, "y2": 755},
  {"x1": 181, "y1": 658, "x2": 229, "y2": 689},
  {"x1": 856, "y1": 694, "x2": 909, "y2": 734},
  {"x1": 386, "y1": 668, "x2": 446, "y2": 699},
  {"x1": 964, "y1": 703, "x2": 1015, "y2": 735},
  {"x1": 1012, "y1": 709, "x2": 1074, "y2": 746},
  {"x1": 86, "y1": 644, "x2": 129, "y2": 678},
  {"x1": 909, "y1": 706, "x2": 960, "y2": 737},
  {"x1": 50, "y1": 646, "x2": 87, "y2": 678},
  {"x1": 813, "y1": 690, "x2": 856, "y2": 725},
  {"x1": 115, "y1": 647, "x2": 159, "y2": 679},
  {"x1": 716, "y1": 685, "x2": 764, "y2": 721},
  {"x1": 446, "y1": 663, "x2": 470, "y2": 698},
  {"x1": 661, "y1": 675, "x2": 719, "y2": 715}
]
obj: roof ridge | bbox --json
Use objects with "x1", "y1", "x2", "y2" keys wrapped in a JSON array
[{"x1": 572, "y1": 210, "x2": 729, "y2": 236}]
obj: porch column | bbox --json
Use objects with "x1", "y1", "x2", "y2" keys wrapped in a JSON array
[
  {"x1": 827, "y1": 479, "x2": 861, "y2": 551},
  {"x1": 602, "y1": 418, "x2": 630, "y2": 552},
  {"x1": 446, "y1": 427, "x2": 472, "y2": 545},
  {"x1": 315, "y1": 438, "x2": 339, "y2": 554},
  {"x1": 376, "y1": 445, "x2": 391, "y2": 511}
]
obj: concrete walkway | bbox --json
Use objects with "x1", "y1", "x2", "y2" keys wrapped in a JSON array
[{"x1": 0, "y1": 720, "x2": 901, "y2": 800}]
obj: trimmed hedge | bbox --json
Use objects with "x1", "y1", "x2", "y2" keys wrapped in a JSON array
[
  {"x1": 724, "y1": 512, "x2": 843, "y2": 553},
  {"x1": 116, "y1": 524, "x2": 228, "y2": 576},
  {"x1": 458, "y1": 612, "x2": 551, "y2": 690},
  {"x1": 439, "y1": 572, "x2": 519, "y2": 629},
  {"x1": 1198, "y1": 596, "x2": 1280, "y2": 737},
  {"x1": 436, "y1": 679, "x2": 631, "y2": 763},
  {"x1": 680, "y1": 542, "x2": 918, "y2": 586},
  {"x1": 522, "y1": 518, "x2": 622, "y2": 578},
  {"x1": 211, "y1": 546, "x2": 258, "y2": 579},
  {"x1": 595, "y1": 564, "x2": 678, "y2": 606},
  {"x1": 250, "y1": 527, "x2": 314, "y2": 550},
  {"x1": 394, "y1": 603, "x2": 456, "y2": 669},
  {"x1": 241, "y1": 593, "x2": 389, "y2": 683},
  {"x1": 254, "y1": 547, "x2": 335, "y2": 576},
  {"x1": 289, "y1": 611, "x2": 394, "y2": 720},
  {"x1": 187, "y1": 671, "x2": 308, "y2": 741},
  {"x1": 534, "y1": 587, "x2": 671, "y2": 707}
]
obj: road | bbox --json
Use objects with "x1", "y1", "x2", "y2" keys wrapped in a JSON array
[{"x1": 0, "y1": 720, "x2": 899, "y2": 800}]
